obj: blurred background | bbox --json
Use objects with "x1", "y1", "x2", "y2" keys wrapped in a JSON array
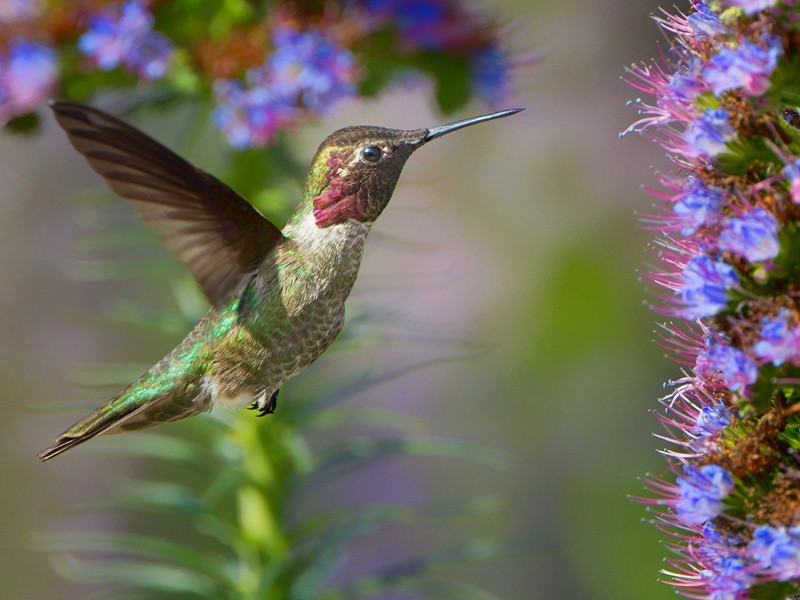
[{"x1": 0, "y1": 0, "x2": 676, "y2": 598}]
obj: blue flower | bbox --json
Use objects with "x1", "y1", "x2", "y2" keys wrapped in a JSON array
[
  {"x1": 0, "y1": 40, "x2": 58, "y2": 125},
  {"x1": 753, "y1": 309, "x2": 800, "y2": 366},
  {"x1": 212, "y1": 80, "x2": 296, "y2": 150},
  {"x1": 366, "y1": 0, "x2": 449, "y2": 50},
  {"x1": 78, "y1": 0, "x2": 173, "y2": 81},
  {"x1": 679, "y1": 255, "x2": 738, "y2": 319},
  {"x1": 675, "y1": 464, "x2": 734, "y2": 525},
  {"x1": 697, "y1": 523, "x2": 756, "y2": 598},
  {"x1": 267, "y1": 26, "x2": 358, "y2": 112},
  {"x1": 749, "y1": 525, "x2": 800, "y2": 581},
  {"x1": 674, "y1": 179, "x2": 725, "y2": 235},
  {"x1": 212, "y1": 25, "x2": 358, "y2": 149},
  {"x1": 472, "y1": 45, "x2": 511, "y2": 109},
  {"x1": 667, "y1": 59, "x2": 705, "y2": 104},
  {"x1": 690, "y1": 402, "x2": 733, "y2": 452},
  {"x1": 704, "y1": 37, "x2": 782, "y2": 97},
  {"x1": 698, "y1": 339, "x2": 759, "y2": 392},
  {"x1": 688, "y1": 4, "x2": 728, "y2": 37},
  {"x1": 684, "y1": 108, "x2": 736, "y2": 158},
  {"x1": 719, "y1": 207, "x2": 780, "y2": 263}
]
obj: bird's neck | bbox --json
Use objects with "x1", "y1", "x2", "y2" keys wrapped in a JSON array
[{"x1": 282, "y1": 202, "x2": 371, "y2": 272}]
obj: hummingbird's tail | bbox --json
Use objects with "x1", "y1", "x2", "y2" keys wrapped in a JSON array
[{"x1": 38, "y1": 374, "x2": 212, "y2": 462}]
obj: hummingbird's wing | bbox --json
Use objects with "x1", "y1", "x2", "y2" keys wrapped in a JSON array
[{"x1": 50, "y1": 101, "x2": 285, "y2": 308}]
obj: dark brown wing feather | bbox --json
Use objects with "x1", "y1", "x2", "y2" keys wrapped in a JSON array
[{"x1": 50, "y1": 101, "x2": 284, "y2": 307}]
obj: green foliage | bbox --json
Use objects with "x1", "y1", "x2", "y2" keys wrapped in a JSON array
[
  {"x1": 778, "y1": 416, "x2": 800, "y2": 450},
  {"x1": 717, "y1": 136, "x2": 779, "y2": 177},
  {"x1": 749, "y1": 580, "x2": 797, "y2": 600},
  {"x1": 767, "y1": 55, "x2": 800, "y2": 108},
  {"x1": 4, "y1": 112, "x2": 41, "y2": 133},
  {"x1": 775, "y1": 223, "x2": 800, "y2": 280}
]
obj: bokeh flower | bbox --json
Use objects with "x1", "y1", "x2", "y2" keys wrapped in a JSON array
[
  {"x1": 0, "y1": 40, "x2": 58, "y2": 126},
  {"x1": 78, "y1": 0, "x2": 173, "y2": 81},
  {"x1": 0, "y1": 0, "x2": 39, "y2": 23},
  {"x1": 212, "y1": 24, "x2": 358, "y2": 149}
]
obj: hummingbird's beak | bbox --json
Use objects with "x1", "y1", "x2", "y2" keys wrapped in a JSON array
[{"x1": 415, "y1": 107, "x2": 524, "y2": 145}]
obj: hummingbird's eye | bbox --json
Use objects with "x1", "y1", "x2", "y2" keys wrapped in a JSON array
[{"x1": 360, "y1": 145, "x2": 382, "y2": 163}]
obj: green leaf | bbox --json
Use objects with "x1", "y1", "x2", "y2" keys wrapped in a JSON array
[
  {"x1": 779, "y1": 417, "x2": 800, "y2": 450},
  {"x1": 49, "y1": 554, "x2": 220, "y2": 596},
  {"x1": 4, "y1": 111, "x2": 41, "y2": 133},
  {"x1": 356, "y1": 28, "x2": 403, "y2": 97},
  {"x1": 768, "y1": 55, "x2": 800, "y2": 108},
  {"x1": 750, "y1": 363, "x2": 781, "y2": 415},
  {"x1": 411, "y1": 52, "x2": 472, "y2": 114},
  {"x1": 717, "y1": 135, "x2": 779, "y2": 176},
  {"x1": 749, "y1": 580, "x2": 798, "y2": 600},
  {"x1": 37, "y1": 532, "x2": 227, "y2": 583},
  {"x1": 775, "y1": 222, "x2": 800, "y2": 280}
]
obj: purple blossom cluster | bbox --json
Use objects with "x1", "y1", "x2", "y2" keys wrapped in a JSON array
[
  {"x1": 211, "y1": 1, "x2": 514, "y2": 148},
  {"x1": 628, "y1": 2, "x2": 800, "y2": 598},
  {"x1": 0, "y1": 0, "x2": 514, "y2": 149},
  {"x1": 78, "y1": 0, "x2": 174, "y2": 81},
  {"x1": 0, "y1": 40, "x2": 58, "y2": 126},
  {"x1": 212, "y1": 24, "x2": 359, "y2": 149}
]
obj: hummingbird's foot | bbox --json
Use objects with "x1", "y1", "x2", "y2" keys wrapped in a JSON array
[{"x1": 248, "y1": 389, "x2": 279, "y2": 417}]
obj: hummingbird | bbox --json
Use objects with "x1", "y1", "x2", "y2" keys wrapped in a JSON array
[{"x1": 38, "y1": 101, "x2": 522, "y2": 461}]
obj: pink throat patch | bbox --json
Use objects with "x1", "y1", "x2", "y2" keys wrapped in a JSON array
[{"x1": 313, "y1": 155, "x2": 366, "y2": 227}]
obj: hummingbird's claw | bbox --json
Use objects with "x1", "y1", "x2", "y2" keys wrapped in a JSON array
[{"x1": 248, "y1": 389, "x2": 279, "y2": 417}]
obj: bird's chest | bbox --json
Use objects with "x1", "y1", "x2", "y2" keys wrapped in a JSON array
[{"x1": 216, "y1": 220, "x2": 369, "y2": 390}]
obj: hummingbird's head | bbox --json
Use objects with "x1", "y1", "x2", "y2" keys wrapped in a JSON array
[{"x1": 307, "y1": 108, "x2": 523, "y2": 228}]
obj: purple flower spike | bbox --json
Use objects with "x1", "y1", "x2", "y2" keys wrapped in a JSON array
[
  {"x1": 753, "y1": 309, "x2": 800, "y2": 366},
  {"x1": 675, "y1": 464, "x2": 734, "y2": 525},
  {"x1": 704, "y1": 37, "x2": 782, "y2": 97},
  {"x1": 749, "y1": 525, "x2": 800, "y2": 581},
  {"x1": 673, "y1": 180, "x2": 725, "y2": 235},
  {"x1": 684, "y1": 108, "x2": 736, "y2": 158},
  {"x1": 628, "y1": 2, "x2": 800, "y2": 597},
  {"x1": 0, "y1": 40, "x2": 58, "y2": 125},
  {"x1": 679, "y1": 255, "x2": 738, "y2": 319},
  {"x1": 719, "y1": 207, "x2": 780, "y2": 263},
  {"x1": 697, "y1": 339, "x2": 758, "y2": 392}
]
